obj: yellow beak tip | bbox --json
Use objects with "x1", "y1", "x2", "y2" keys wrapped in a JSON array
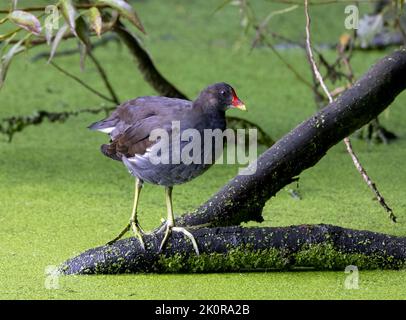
[{"x1": 238, "y1": 104, "x2": 247, "y2": 111}]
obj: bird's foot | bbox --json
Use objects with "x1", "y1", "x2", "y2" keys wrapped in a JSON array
[
  {"x1": 106, "y1": 219, "x2": 146, "y2": 249},
  {"x1": 130, "y1": 219, "x2": 146, "y2": 249},
  {"x1": 159, "y1": 224, "x2": 200, "y2": 255}
]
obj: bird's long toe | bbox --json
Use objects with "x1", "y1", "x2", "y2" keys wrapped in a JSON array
[
  {"x1": 159, "y1": 224, "x2": 200, "y2": 255},
  {"x1": 172, "y1": 227, "x2": 200, "y2": 255},
  {"x1": 130, "y1": 220, "x2": 146, "y2": 250},
  {"x1": 159, "y1": 223, "x2": 172, "y2": 252}
]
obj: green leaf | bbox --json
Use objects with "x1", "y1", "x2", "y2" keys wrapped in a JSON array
[
  {"x1": 76, "y1": 15, "x2": 91, "y2": 48},
  {"x1": 88, "y1": 7, "x2": 102, "y2": 37},
  {"x1": 48, "y1": 23, "x2": 69, "y2": 63},
  {"x1": 0, "y1": 38, "x2": 25, "y2": 89},
  {"x1": 78, "y1": 41, "x2": 87, "y2": 71},
  {"x1": 8, "y1": 10, "x2": 42, "y2": 35},
  {"x1": 76, "y1": 15, "x2": 90, "y2": 70},
  {"x1": 213, "y1": 0, "x2": 233, "y2": 14},
  {"x1": 0, "y1": 29, "x2": 19, "y2": 41},
  {"x1": 0, "y1": 16, "x2": 8, "y2": 25},
  {"x1": 60, "y1": 0, "x2": 77, "y2": 36},
  {"x1": 97, "y1": 0, "x2": 145, "y2": 33}
]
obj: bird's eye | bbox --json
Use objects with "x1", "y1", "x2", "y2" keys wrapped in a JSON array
[{"x1": 220, "y1": 90, "x2": 226, "y2": 96}]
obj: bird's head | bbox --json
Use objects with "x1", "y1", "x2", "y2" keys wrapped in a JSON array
[{"x1": 195, "y1": 82, "x2": 246, "y2": 112}]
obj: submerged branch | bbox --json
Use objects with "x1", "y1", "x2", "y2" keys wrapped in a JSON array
[{"x1": 0, "y1": 106, "x2": 114, "y2": 142}]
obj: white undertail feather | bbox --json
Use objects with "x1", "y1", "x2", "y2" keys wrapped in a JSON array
[{"x1": 97, "y1": 127, "x2": 115, "y2": 134}]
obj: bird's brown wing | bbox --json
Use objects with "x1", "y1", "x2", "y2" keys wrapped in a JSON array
[
  {"x1": 104, "y1": 116, "x2": 170, "y2": 159},
  {"x1": 96, "y1": 97, "x2": 193, "y2": 160}
]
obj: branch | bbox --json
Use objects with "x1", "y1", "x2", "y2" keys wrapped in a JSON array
[
  {"x1": 0, "y1": 106, "x2": 114, "y2": 142},
  {"x1": 112, "y1": 21, "x2": 188, "y2": 99},
  {"x1": 49, "y1": 61, "x2": 117, "y2": 104},
  {"x1": 88, "y1": 51, "x2": 120, "y2": 104},
  {"x1": 259, "y1": 37, "x2": 314, "y2": 90},
  {"x1": 60, "y1": 224, "x2": 406, "y2": 274},
  {"x1": 174, "y1": 47, "x2": 406, "y2": 228},
  {"x1": 30, "y1": 34, "x2": 121, "y2": 62},
  {"x1": 0, "y1": 3, "x2": 109, "y2": 14}
]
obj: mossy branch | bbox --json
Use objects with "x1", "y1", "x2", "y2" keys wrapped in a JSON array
[
  {"x1": 60, "y1": 224, "x2": 406, "y2": 274},
  {"x1": 0, "y1": 106, "x2": 113, "y2": 142}
]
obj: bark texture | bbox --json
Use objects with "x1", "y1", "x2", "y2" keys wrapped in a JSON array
[{"x1": 61, "y1": 224, "x2": 406, "y2": 274}]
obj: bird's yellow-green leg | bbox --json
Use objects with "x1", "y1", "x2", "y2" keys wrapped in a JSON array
[
  {"x1": 129, "y1": 178, "x2": 145, "y2": 249},
  {"x1": 159, "y1": 187, "x2": 174, "y2": 250},
  {"x1": 159, "y1": 186, "x2": 199, "y2": 255},
  {"x1": 107, "y1": 178, "x2": 145, "y2": 249}
]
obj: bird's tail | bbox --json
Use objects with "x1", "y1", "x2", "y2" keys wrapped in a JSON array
[{"x1": 88, "y1": 112, "x2": 119, "y2": 134}]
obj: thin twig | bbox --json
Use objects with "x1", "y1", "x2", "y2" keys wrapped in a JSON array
[
  {"x1": 0, "y1": 3, "x2": 109, "y2": 14},
  {"x1": 88, "y1": 50, "x2": 120, "y2": 104},
  {"x1": 343, "y1": 137, "x2": 396, "y2": 221},
  {"x1": 253, "y1": 5, "x2": 299, "y2": 44},
  {"x1": 395, "y1": 16, "x2": 406, "y2": 45},
  {"x1": 0, "y1": 0, "x2": 381, "y2": 14},
  {"x1": 263, "y1": 38, "x2": 314, "y2": 89},
  {"x1": 304, "y1": 0, "x2": 396, "y2": 222},
  {"x1": 304, "y1": 8, "x2": 331, "y2": 99},
  {"x1": 339, "y1": 48, "x2": 397, "y2": 213},
  {"x1": 30, "y1": 34, "x2": 120, "y2": 62},
  {"x1": 49, "y1": 61, "x2": 117, "y2": 104},
  {"x1": 264, "y1": 0, "x2": 381, "y2": 5}
]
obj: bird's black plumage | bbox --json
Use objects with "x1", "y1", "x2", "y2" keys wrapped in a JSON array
[{"x1": 89, "y1": 82, "x2": 241, "y2": 186}]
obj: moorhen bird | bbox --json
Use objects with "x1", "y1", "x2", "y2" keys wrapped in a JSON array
[{"x1": 89, "y1": 83, "x2": 246, "y2": 254}]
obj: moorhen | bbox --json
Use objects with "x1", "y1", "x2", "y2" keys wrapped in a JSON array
[{"x1": 89, "y1": 83, "x2": 246, "y2": 254}]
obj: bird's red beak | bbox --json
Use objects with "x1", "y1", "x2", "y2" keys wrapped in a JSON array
[{"x1": 231, "y1": 90, "x2": 246, "y2": 111}]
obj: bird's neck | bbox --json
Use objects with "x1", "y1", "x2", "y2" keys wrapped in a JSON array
[{"x1": 193, "y1": 98, "x2": 225, "y2": 117}]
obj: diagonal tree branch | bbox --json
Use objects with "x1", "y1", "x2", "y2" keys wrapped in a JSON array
[
  {"x1": 173, "y1": 47, "x2": 406, "y2": 228},
  {"x1": 112, "y1": 21, "x2": 188, "y2": 99}
]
